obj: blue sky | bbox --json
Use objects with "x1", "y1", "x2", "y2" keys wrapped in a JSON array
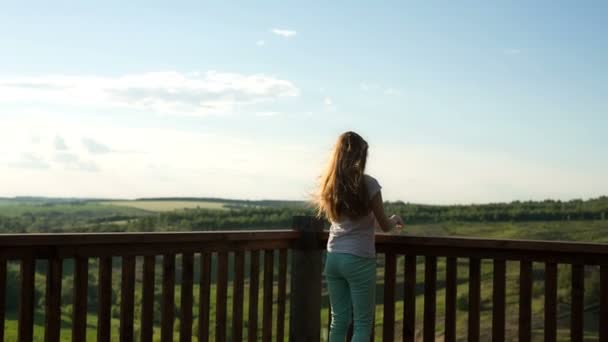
[{"x1": 1, "y1": 1, "x2": 606, "y2": 203}]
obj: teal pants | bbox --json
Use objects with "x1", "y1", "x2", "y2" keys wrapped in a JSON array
[{"x1": 324, "y1": 252, "x2": 376, "y2": 342}]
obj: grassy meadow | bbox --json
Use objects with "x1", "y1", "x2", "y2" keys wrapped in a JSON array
[{"x1": 102, "y1": 200, "x2": 228, "y2": 212}]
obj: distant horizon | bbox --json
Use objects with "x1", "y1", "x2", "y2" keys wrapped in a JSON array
[{"x1": 3, "y1": 194, "x2": 607, "y2": 207}]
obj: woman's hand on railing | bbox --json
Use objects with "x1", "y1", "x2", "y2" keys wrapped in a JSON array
[{"x1": 389, "y1": 214, "x2": 404, "y2": 232}]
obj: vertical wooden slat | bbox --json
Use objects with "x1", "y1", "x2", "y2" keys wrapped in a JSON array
[
  {"x1": 276, "y1": 249, "x2": 288, "y2": 342},
  {"x1": 0, "y1": 258, "x2": 5, "y2": 342},
  {"x1": 382, "y1": 253, "x2": 396, "y2": 341},
  {"x1": 18, "y1": 256, "x2": 35, "y2": 342},
  {"x1": 216, "y1": 251, "x2": 228, "y2": 342},
  {"x1": 444, "y1": 257, "x2": 457, "y2": 342},
  {"x1": 248, "y1": 250, "x2": 260, "y2": 342},
  {"x1": 518, "y1": 260, "x2": 532, "y2": 342},
  {"x1": 120, "y1": 256, "x2": 136, "y2": 342},
  {"x1": 370, "y1": 311, "x2": 375, "y2": 342},
  {"x1": 346, "y1": 323, "x2": 354, "y2": 341},
  {"x1": 262, "y1": 250, "x2": 274, "y2": 342},
  {"x1": 571, "y1": 264, "x2": 584, "y2": 342},
  {"x1": 289, "y1": 216, "x2": 324, "y2": 341},
  {"x1": 600, "y1": 265, "x2": 608, "y2": 342},
  {"x1": 180, "y1": 253, "x2": 194, "y2": 342},
  {"x1": 544, "y1": 262, "x2": 557, "y2": 342},
  {"x1": 161, "y1": 254, "x2": 175, "y2": 342},
  {"x1": 97, "y1": 257, "x2": 112, "y2": 342},
  {"x1": 141, "y1": 256, "x2": 155, "y2": 342},
  {"x1": 403, "y1": 256, "x2": 417, "y2": 342},
  {"x1": 492, "y1": 259, "x2": 506, "y2": 342},
  {"x1": 198, "y1": 253, "x2": 211, "y2": 342},
  {"x1": 327, "y1": 303, "x2": 332, "y2": 340},
  {"x1": 72, "y1": 257, "x2": 88, "y2": 342},
  {"x1": 468, "y1": 258, "x2": 481, "y2": 342},
  {"x1": 424, "y1": 256, "x2": 437, "y2": 342},
  {"x1": 232, "y1": 251, "x2": 245, "y2": 342},
  {"x1": 45, "y1": 256, "x2": 62, "y2": 342}
]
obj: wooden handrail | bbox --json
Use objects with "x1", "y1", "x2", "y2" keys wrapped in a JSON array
[
  {"x1": 2, "y1": 223, "x2": 608, "y2": 341},
  {"x1": 374, "y1": 233, "x2": 608, "y2": 255},
  {"x1": 3, "y1": 229, "x2": 608, "y2": 256},
  {"x1": 0, "y1": 229, "x2": 300, "y2": 246}
]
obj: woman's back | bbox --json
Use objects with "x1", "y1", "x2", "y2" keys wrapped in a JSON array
[{"x1": 327, "y1": 174, "x2": 381, "y2": 259}]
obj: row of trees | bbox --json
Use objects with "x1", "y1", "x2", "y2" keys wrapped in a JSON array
[
  {"x1": 1, "y1": 197, "x2": 607, "y2": 234},
  {"x1": 386, "y1": 197, "x2": 608, "y2": 224}
]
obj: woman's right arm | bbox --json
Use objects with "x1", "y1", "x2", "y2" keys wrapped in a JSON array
[{"x1": 371, "y1": 191, "x2": 404, "y2": 232}]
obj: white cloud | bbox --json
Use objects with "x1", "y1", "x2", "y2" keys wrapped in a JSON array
[
  {"x1": 0, "y1": 116, "x2": 322, "y2": 199},
  {"x1": 53, "y1": 152, "x2": 99, "y2": 172},
  {"x1": 359, "y1": 83, "x2": 378, "y2": 91},
  {"x1": 271, "y1": 28, "x2": 297, "y2": 38},
  {"x1": 504, "y1": 48, "x2": 521, "y2": 55},
  {"x1": 4, "y1": 115, "x2": 606, "y2": 203},
  {"x1": 82, "y1": 138, "x2": 112, "y2": 154},
  {"x1": 368, "y1": 143, "x2": 608, "y2": 204},
  {"x1": 0, "y1": 71, "x2": 299, "y2": 117},
  {"x1": 360, "y1": 82, "x2": 402, "y2": 96},
  {"x1": 255, "y1": 111, "x2": 280, "y2": 117},
  {"x1": 54, "y1": 136, "x2": 68, "y2": 150},
  {"x1": 384, "y1": 88, "x2": 402, "y2": 96},
  {"x1": 256, "y1": 40, "x2": 265, "y2": 46},
  {"x1": 324, "y1": 97, "x2": 333, "y2": 106},
  {"x1": 8, "y1": 153, "x2": 50, "y2": 170}
]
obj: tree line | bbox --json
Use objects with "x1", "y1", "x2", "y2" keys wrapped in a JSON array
[{"x1": 2, "y1": 196, "x2": 608, "y2": 234}]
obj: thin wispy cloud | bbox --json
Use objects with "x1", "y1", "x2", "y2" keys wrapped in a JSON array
[
  {"x1": 384, "y1": 88, "x2": 402, "y2": 96},
  {"x1": 54, "y1": 136, "x2": 68, "y2": 151},
  {"x1": 8, "y1": 153, "x2": 50, "y2": 170},
  {"x1": 360, "y1": 82, "x2": 402, "y2": 96},
  {"x1": 255, "y1": 111, "x2": 280, "y2": 117},
  {"x1": 256, "y1": 40, "x2": 265, "y2": 46},
  {"x1": 82, "y1": 138, "x2": 112, "y2": 155},
  {"x1": 324, "y1": 97, "x2": 333, "y2": 106},
  {"x1": 271, "y1": 28, "x2": 297, "y2": 38},
  {"x1": 53, "y1": 152, "x2": 99, "y2": 172},
  {"x1": 504, "y1": 48, "x2": 521, "y2": 55},
  {"x1": 0, "y1": 71, "x2": 299, "y2": 117},
  {"x1": 359, "y1": 83, "x2": 379, "y2": 92}
]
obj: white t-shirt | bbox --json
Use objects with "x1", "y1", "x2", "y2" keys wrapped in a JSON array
[{"x1": 326, "y1": 174, "x2": 382, "y2": 258}]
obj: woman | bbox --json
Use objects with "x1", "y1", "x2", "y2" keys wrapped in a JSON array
[{"x1": 315, "y1": 131, "x2": 404, "y2": 341}]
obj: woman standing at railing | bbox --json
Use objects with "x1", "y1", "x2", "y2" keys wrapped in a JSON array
[{"x1": 315, "y1": 131, "x2": 404, "y2": 342}]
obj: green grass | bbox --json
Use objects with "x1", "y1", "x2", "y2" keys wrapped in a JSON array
[
  {"x1": 403, "y1": 220, "x2": 608, "y2": 243},
  {"x1": 0, "y1": 202, "x2": 149, "y2": 217}
]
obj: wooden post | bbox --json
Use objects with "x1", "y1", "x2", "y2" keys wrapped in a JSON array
[{"x1": 289, "y1": 216, "x2": 325, "y2": 342}]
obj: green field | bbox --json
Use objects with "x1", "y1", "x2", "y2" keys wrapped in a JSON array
[
  {"x1": 103, "y1": 200, "x2": 228, "y2": 212},
  {"x1": 0, "y1": 202, "x2": 149, "y2": 217}
]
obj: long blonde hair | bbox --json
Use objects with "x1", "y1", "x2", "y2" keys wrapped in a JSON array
[{"x1": 315, "y1": 131, "x2": 370, "y2": 221}]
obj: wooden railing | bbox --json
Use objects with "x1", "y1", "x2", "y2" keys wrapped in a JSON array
[
  {"x1": 1, "y1": 216, "x2": 608, "y2": 341},
  {"x1": 0, "y1": 229, "x2": 301, "y2": 342},
  {"x1": 362, "y1": 234, "x2": 608, "y2": 342}
]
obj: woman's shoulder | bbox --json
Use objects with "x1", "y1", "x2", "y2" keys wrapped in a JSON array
[
  {"x1": 364, "y1": 174, "x2": 382, "y2": 197},
  {"x1": 364, "y1": 174, "x2": 380, "y2": 184},
  {"x1": 364, "y1": 174, "x2": 377, "y2": 180}
]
